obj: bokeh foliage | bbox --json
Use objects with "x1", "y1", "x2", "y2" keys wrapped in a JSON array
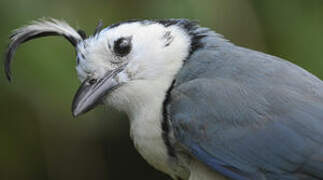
[{"x1": 1, "y1": 0, "x2": 323, "y2": 179}]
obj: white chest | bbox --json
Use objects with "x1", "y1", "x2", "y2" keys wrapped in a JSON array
[
  {"x1": 129, "y1": 112, "x2": 172, "y2": 176},
  {"x1": 106, "y1": 80, "x2": 185, "y2": 178}
]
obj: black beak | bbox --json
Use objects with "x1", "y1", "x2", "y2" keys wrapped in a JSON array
[{"x1": 72, "y1": 66, "x2": 125, "y2": 117}]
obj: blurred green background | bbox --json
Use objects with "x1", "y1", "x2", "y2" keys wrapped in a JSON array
[{"x1": 1, "y1": 0, "x2": 323, "y2": 179}]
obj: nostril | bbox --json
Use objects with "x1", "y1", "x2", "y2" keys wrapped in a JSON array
[{"x1": 89, "y1": 79, "x2": 97, "y2": 85}]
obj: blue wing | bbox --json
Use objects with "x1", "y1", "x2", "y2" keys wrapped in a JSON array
[{"x1": 168, "y1": 37, "x2": 323, "y2": 180}]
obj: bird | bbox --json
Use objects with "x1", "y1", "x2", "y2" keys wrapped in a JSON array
[{"x1": 4, "y1": 18, "x2": 323, "y2": 180}]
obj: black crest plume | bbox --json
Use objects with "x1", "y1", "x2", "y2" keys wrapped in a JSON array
[{"x1": 4, "y1": 18, "x2": 84, "y2": 81}]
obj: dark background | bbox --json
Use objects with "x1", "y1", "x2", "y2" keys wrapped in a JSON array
[{"x1": 1, "y1": 0, "x2": 323, "y2": 179}]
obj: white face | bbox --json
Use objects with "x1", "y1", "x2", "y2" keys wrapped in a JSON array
[
  {"x1": 76, "y1": 22, "x2": 190, "y2": 83},
  {"x1": 5, "y1": 18, "x2": 195, "y2": 116},
  {"x1": 73, "y1": 21, "x2": 191, "y2": 113}
]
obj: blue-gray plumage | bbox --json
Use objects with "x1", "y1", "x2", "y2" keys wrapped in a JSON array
[
  {"x1": 5, "y1": 18, "x2": 323, "y2": 180},
  {"x1": 169, "y1": 29, "x2": 323, "y2": 179}
]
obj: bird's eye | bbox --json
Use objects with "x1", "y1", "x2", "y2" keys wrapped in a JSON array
[{"x1": 113, "y1": 37, "x2": 132, "y2": 57}]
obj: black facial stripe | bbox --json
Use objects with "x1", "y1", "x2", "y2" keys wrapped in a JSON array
[{"x1": 162, "y1": 80, "x2": 177, "y2": 158}]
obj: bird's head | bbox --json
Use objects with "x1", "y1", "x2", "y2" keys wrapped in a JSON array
[{"x1": 5, "y1": 18, "x2": 206, "y2": 117}]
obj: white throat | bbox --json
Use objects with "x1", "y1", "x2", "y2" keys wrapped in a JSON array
[
  {"x1": 103, "y1": 23, "x2": 191, "y2": 177},
  {"x1": 105, "y1": 79, "x2": 176, "y2": 175}
]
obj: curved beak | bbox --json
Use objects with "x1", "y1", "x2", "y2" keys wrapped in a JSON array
[{"x1": 72, "y1": 66, "x2": 125, "y2": 117}]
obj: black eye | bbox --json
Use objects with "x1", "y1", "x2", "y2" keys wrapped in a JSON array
[{"x1": 113, "y1": 37, "x2": 132, "y2": 57}]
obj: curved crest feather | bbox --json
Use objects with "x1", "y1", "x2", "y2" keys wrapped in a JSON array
[{"x1": 5, "y1": 18, "x2": 83, "y2": 81}]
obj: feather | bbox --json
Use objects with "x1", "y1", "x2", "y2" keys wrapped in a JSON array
[
  {"x1": 4, "y1": 18, "x2": 82, "y2": 81},
  {"x1": 169, "y1": 34, "x2": 323, "y2": 179},
  {"x1": 93, "y1": 19, "x2": 103, "y2": 36}
]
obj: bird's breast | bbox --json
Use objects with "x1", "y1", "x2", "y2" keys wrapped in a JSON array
[
  {"x1": 130, "y1": 115, "x2": 172, "y2": 175},
  {"x1": 111, "y1": 79, "x2": 188, "y2": 178}
]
